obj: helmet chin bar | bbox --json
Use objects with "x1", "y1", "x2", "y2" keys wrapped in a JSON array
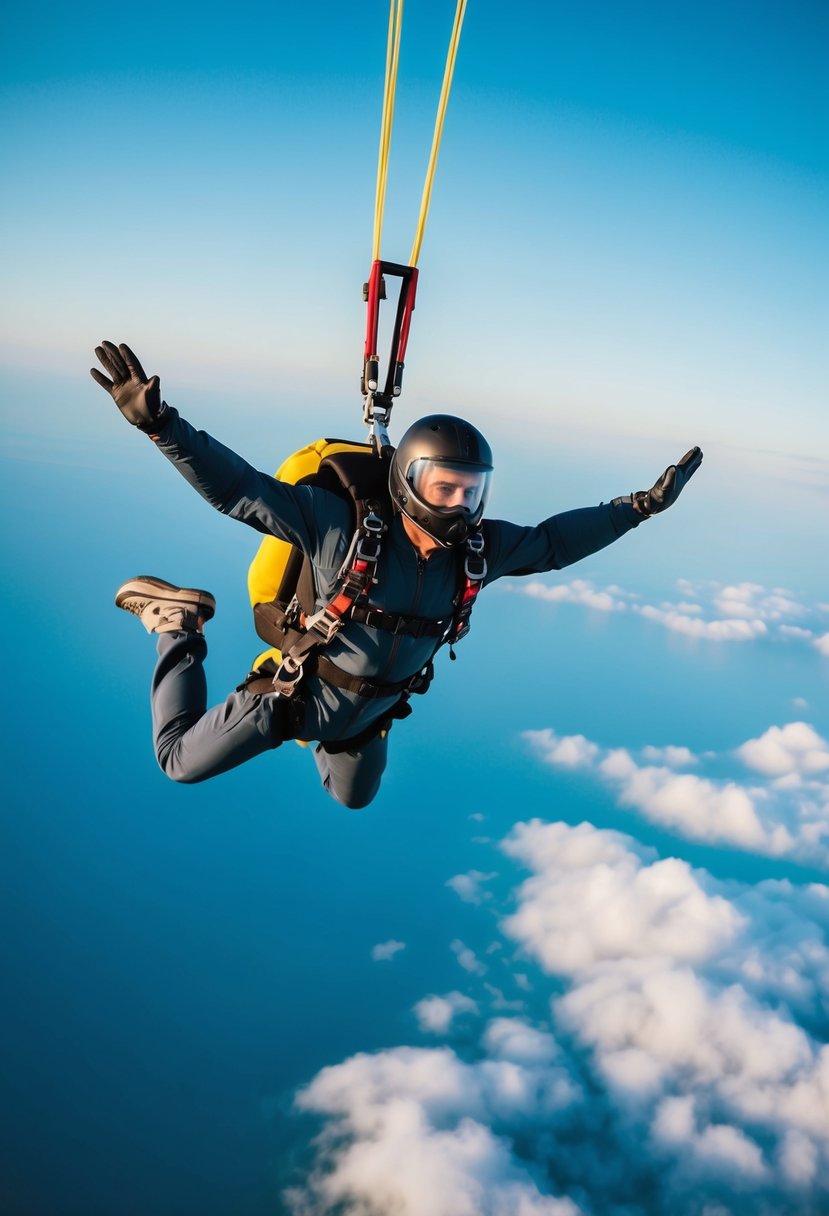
[{"x1": 398, "y1": 497, "x2": 475, "y2": 548}]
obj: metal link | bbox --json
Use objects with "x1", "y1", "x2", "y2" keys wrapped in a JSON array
[
  {"x1": 464, "y1": 531, "x2": 487, "y2": 580},
  {"x1": 271, "y1": 656, "x2": 304, "y2": 698}
]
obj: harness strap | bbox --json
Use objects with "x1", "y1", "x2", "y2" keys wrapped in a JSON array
[
  {"x1": 269, "y1": 523, "x2": 484, "y2": 696},
  {"x1": 272, "y1": 507, "x2": 385, "y2": 696},
  {"x1": 315, "y1": 655, "x2": 432, "y2": 700},
  {"x1": 319, "y1": 698, "x2": 413, "y2": 756},
  {"x1": 350, "y1": 602, "x2": 449, "y2": 638},
  {"x1": 243, "y1": 652, "x2": 432, "y2": 702},
  {"x1": 447, "y1": 529, "x2": 486, "y2": 648}
]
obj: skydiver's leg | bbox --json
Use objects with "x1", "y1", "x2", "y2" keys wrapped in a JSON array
[
  {"x1": 115, "y1": 576, "x2": 288, "y2": 783},
  {"x1": 151, "y1": 631, "x2": 285, "y2": 783},
  {"x1": 313, "y1": 732, "x2": 389, "y2": 809}
]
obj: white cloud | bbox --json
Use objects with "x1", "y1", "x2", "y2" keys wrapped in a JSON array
[
  {"x1": 712, "y1": 581, "x2": 765, "y2": 617},
  {"x1": 737, "y1": 722, "x2": 829, "y2": 778},
  {"x1": 815, "y1": 633, "x2": 829, "y2": 657},
  {"x1": 651, "y1": 1095, "x2": 768, "y2": 1182},
  {"x1": 502, "y1": 821, "x2": 829, "y2": 1204},
  {"x1": 501, "y1": 820, "x2": 743, "y2": 973},
  {"x1": 599, "y1": 749, "x2": 770, "y2": 850},
  {"x1": 482, "y1": 1018, "x2": 558, "y2": 1065},
  {"x1": 523, "y1": 729, "x2": 598, "y2": 770},
  {"x1": 720, "y1": 879, "x2": 829, "y2": 1022},
  {"x1": 507, "y1": 575, "x2": 825, "y2": 650},
  {"x1": 511, "y1": 579, "x2": 628, "y2": 613},
  {"x1": 675, "y1": 577, "x2": 700, "y2": 598},
  {"x1": 415, "y1": 992, "x2": 479, "y2": 1035},
  {"x1": 372, "y1": 939, "x2": 407, "y2": 962},
  {"x1": 288, "y1": 1045, "x2": 583, "y2": 1216},
  {"x1": 778, "y1": 1128, "x2": 821, "y2": 1186},
  {"x1": 639, "y1": 744, "x2": 697, "y2": 767},
  {"x1": 712, "y1": 583, "x2": 806, "y2": 623},
  {"x1": 637, "y1": 603, "x2": 767, "y2": 640},
  {"x1": 452, "y1": 939, "x2": 487, "y2": 976},
  {"x1": 446, "y1": 870, "x2": 499, "y2": 905},
  {"x1": 288, "y1": 820, "x2": 829, "y2": 1214},
  {"x1": 482, "y1": 983, "x2": 525, "y2": 1013},
  {"x1": 524, "y1": 725, "x2": 829, "y2": 866}
]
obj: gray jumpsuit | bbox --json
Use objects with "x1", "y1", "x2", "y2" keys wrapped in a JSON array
[{"x1": 147, "y1": 406, "x2": 642, "y2": 806}]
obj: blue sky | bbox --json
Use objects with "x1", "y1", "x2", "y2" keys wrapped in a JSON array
[{"x1": 2, "y1": 2, "x2": 828, "y2": 1214}]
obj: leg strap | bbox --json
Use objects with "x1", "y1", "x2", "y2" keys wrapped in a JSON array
[{"x1": 319, "y1": 698, "x2": 412, "y2": 755}]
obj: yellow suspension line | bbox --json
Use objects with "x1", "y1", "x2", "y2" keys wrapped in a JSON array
[
  {"x1": 372, "y1": 0, "x2": 404, "y2": 263},
  {"x1": 372, "y1": 0, "x2": 467, "y2": 268},
  {"x1": 409, "y1": 0, "x2": 467, "y2": 267}
]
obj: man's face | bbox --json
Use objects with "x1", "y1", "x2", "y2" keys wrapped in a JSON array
[{"x1": 413, "y1": 463, "x2": 488, "y2": 511}]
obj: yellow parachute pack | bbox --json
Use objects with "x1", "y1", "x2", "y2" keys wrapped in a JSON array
[{"x1": 247, "y1": 437, "x2": 385, "y2": 672}]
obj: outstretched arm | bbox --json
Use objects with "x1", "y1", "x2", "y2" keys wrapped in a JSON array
[
  {"x1": 483, "y1": 448, "x2": 703, "y2": 583},
  {"x1": 90, "y1": 340, "x2": 350, "y2": 552}
]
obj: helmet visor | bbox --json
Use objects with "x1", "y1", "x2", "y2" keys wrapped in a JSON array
[{"x1": 407, "y1": 458, "x2": 492, "y2": 516}]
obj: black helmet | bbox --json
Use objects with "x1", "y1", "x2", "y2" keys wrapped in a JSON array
[{"x1": 390, "y1": 414, "x2": 494, "y2": 547}]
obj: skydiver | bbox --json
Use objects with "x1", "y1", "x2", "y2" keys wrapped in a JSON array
[{"x1": 91, "y1": 339, "x2": 702, "y2": 808}]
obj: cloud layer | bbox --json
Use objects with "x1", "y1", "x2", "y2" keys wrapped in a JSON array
[
  {"x1": 285, "y1": 820, "x2": 829, "y2": 1215},
  {"x1": 506, "y1": 576, "x2": 829, "y2": 653},
  {"x1": 524, "y1": 721, "x2": 829, "y2": 867}
]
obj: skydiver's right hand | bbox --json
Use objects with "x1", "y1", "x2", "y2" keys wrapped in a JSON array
[{"x1": 90, "y1": 340, "x2": 164, "y2": 432}]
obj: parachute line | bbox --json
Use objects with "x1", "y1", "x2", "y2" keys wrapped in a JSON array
[
  {"x1": 371, "y1": 0, "x2": 467, "y2": 268},
  {"x1": 373, "y1": 0, "x2": 404, "y2": 262},
  {"x1": 409, "y1": 0, "x2": 467, "y2": 267}
]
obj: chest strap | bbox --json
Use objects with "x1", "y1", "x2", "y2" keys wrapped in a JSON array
[{"x1": 349, "y1": 603, "x2": 449, "y2": 638}]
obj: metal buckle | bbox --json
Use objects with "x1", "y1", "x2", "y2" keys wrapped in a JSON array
[
  {"x1": 304, "y1": 605, "x2": 344, "y2": 644},
  {"x1": 355, "y1": 511, "x2": 385, "y2": 562},
  {"x1": 356, "y1": 535, "x2": 382, "y2": 562},
  {"x1": 363, "y1": 391, "x2": 392, "y2": 431},
  {"x1": 464, "y1": 531, "x2": 486, "y2": 581},
  {"x1": 272, "y1": 657, "x2": 303, "y2": 698}
]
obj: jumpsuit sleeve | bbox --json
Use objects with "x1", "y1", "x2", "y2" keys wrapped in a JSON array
[
  {"x1": 150, "y1": 404, "x2": 351, "y2": 554},
  {"x1": 483, "y1": 501, "x2": 643, "y2": 584}
]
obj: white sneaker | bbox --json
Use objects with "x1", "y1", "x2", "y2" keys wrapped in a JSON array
[{"x1": 115, "y1": 576, "x2": 216, "y2": 634}]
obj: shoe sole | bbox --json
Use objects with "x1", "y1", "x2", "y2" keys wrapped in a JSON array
[{"x1": 115, "y1": 575, "x2": 216, "y2": 621}]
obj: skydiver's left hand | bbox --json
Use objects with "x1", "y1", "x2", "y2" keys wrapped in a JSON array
[
  {"x1": 90, "y1": 340, "x2": 164, "y2": 432},
  {"x1": 631, "y1": 446, "x2": 703, "y2": 516}
]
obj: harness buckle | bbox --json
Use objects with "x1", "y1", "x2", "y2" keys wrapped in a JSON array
[
  {"x1": 406, "y1": 661, "x2": 434, "y2": 695},
  {"x1": 304, "y1": 605, "x2": 345, "y2": 644},
  {"x1": 464, "y1": 532, "x2": 487, "y2": 581},
  {"x1": 271, "y1": 656, "x2": 304, "y2": 698},
  {"x1": 355, "y1": 534, "x2": 382, "y2": 562},
  {"x1": 355, "y1": 511, "x2": 385, "y2": 563}
]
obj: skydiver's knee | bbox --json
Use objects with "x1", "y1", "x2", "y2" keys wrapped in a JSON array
[
  {"x1": 156, "y1": 744, "x2": 209, "y2": 785},
  {"x1": 324, "y1": 773, "x2": 383, "y2": 809},
  {"x1": 337, "y1": 788, "x2": 379, "y2": 810}
]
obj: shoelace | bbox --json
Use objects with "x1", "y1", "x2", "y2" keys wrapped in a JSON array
[
  {"x1": 121, "y1": 597, "x2": 151, "y2": 617},
  {"x1": 123, "y1": 598, "x2": 187, "y2": 624}
]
